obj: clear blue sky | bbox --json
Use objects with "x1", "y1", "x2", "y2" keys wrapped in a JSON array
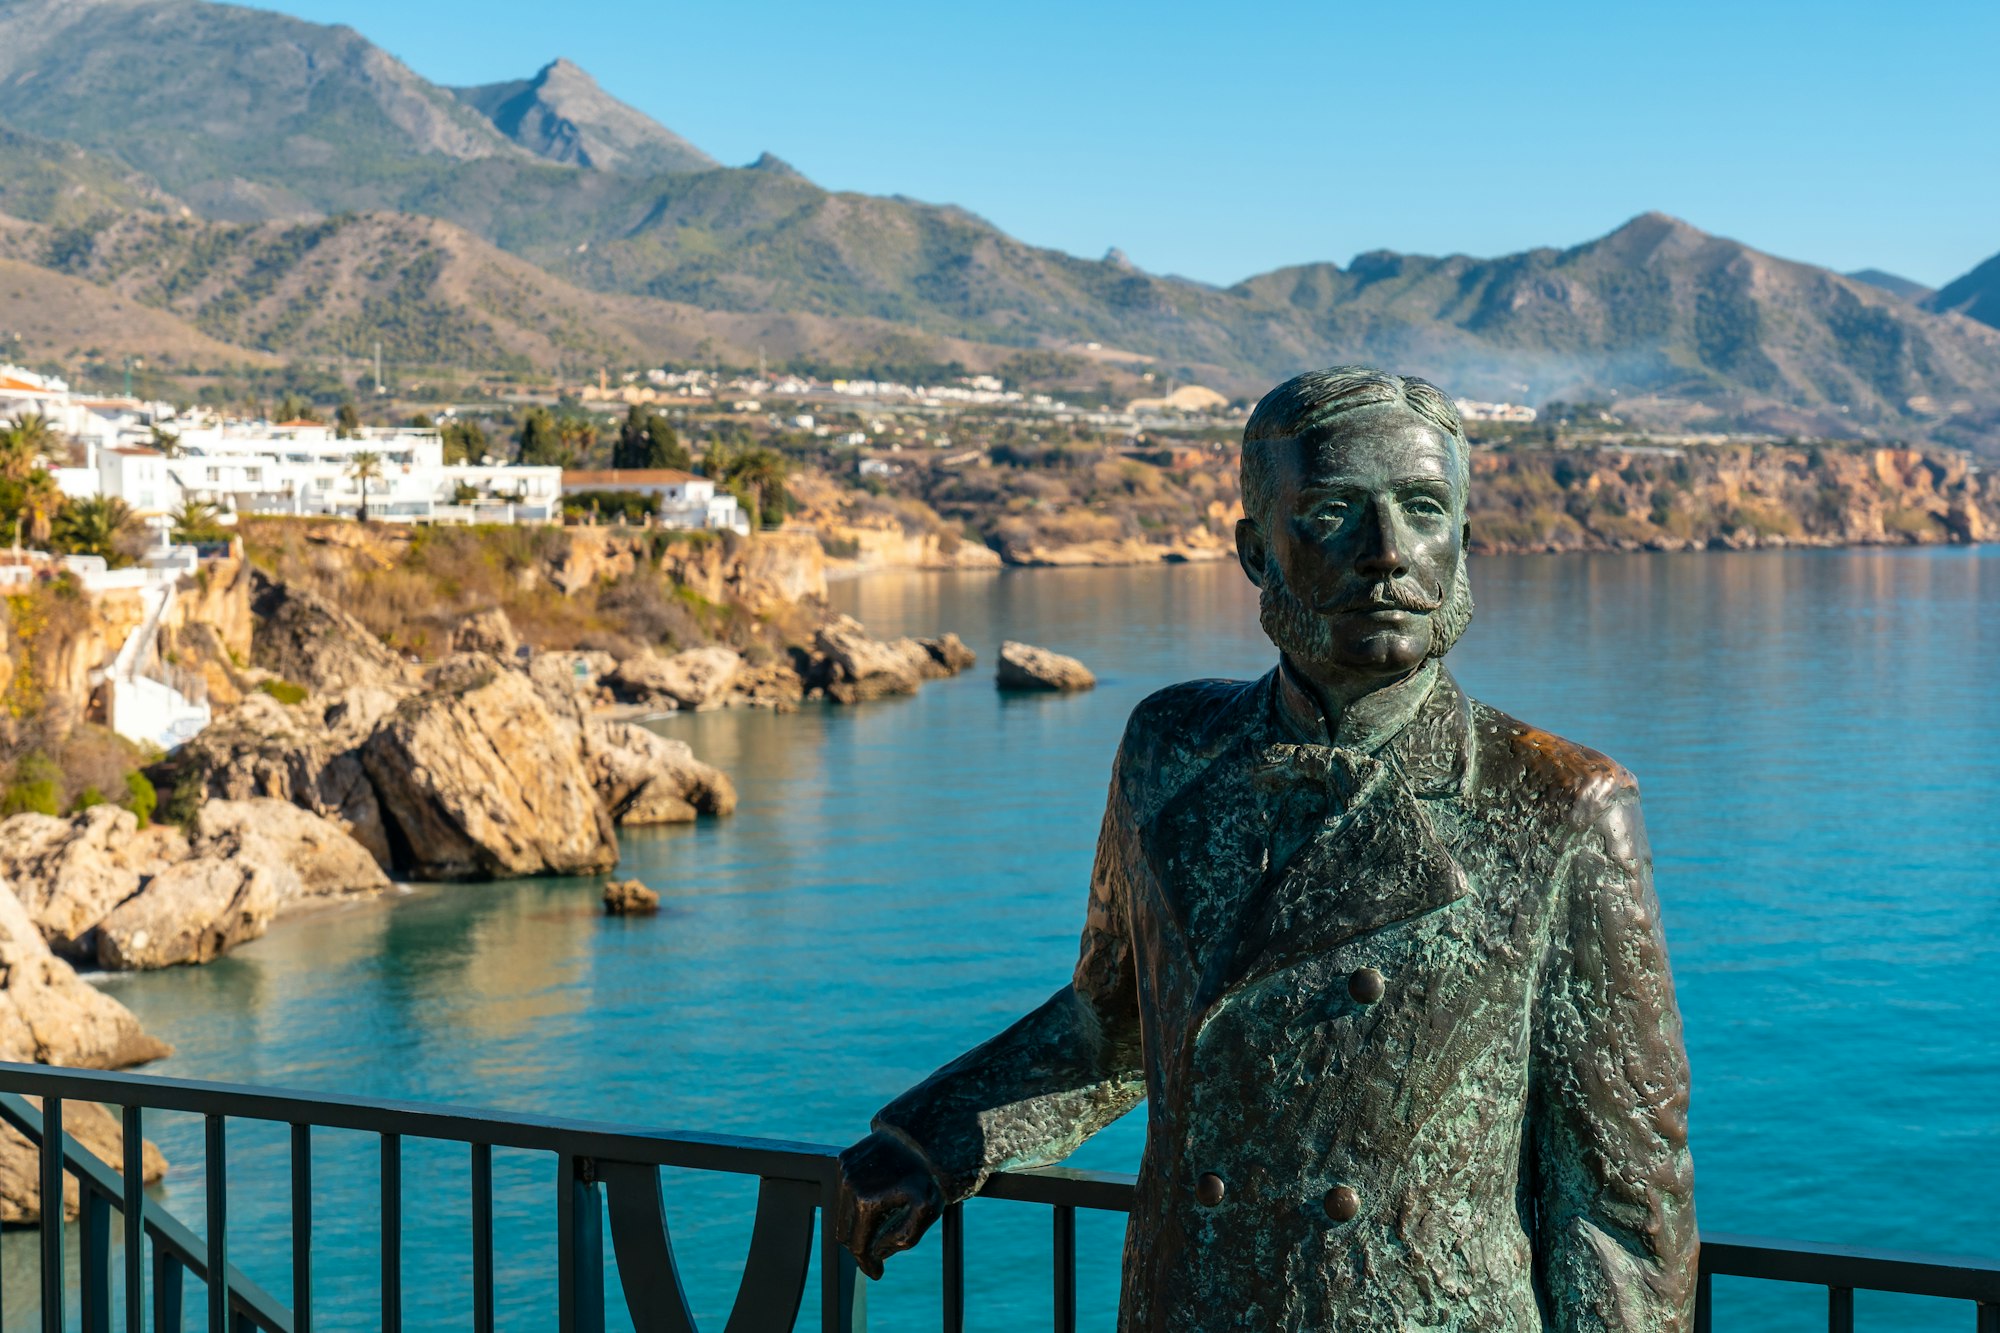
[{"x1": 262, "y1": 0, "x2": 1999, "y2": 289}]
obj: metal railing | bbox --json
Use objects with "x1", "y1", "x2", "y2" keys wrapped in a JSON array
[{"x1": 0, "y1": 1060, "x2": 1994, "y2": 1332}]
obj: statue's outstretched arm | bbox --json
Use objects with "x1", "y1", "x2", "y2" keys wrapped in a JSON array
[
  {"x1": 872, "y1": 756, "x2": 1148, "y2": 1201},
  {"x1": 1531, "y1": 787, "x2": 1699, "y2": 1332}
]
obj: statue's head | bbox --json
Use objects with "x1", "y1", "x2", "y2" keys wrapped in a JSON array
[{"x1": 1236, "y1": 366, "x2": 1473, "y2": 689}]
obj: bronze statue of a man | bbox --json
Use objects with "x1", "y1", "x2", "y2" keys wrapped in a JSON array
[{"x1": 835, "y1": 367, "x2": 1696, "y2": 1330}]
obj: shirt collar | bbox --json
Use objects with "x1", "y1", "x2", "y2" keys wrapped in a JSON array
[{"x1": 1270, "y1": 657, "x2": 1473, "y2": 798}]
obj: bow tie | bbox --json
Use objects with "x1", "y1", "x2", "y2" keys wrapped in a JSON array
[{"x1": 1252, "y1": 742, "x2": 1395, "y2": 816}]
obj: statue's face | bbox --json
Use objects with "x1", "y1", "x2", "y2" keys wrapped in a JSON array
[{"x1": 1238, "y1": 408, "x2": 1465, "y2": 682}]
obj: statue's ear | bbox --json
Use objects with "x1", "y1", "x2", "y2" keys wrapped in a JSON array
[
  {"x1": 1235, "y1": 518, "x2": 1268, "y2": 589},
  {"x1": 1462, "y1": 520, "x2": 1472, "y2": 551}
]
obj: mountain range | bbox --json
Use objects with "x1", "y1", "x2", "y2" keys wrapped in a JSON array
[{"x1": 0, "y1": 0, "x2": 1997, "y2": 446}]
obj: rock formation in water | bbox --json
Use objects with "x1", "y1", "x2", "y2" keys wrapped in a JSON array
[
  {"x1": 0, "y1": 878, "x2": 169, "y2": 1066},
  {"x1": 0, "y1": 879, "x2": 170, "y2": 1223},
  {"x1": 585, "y1": 718, "x2": 737, "y2": 825},
  {"x1": 996, "y1": 641, "x2": 1097, "y2": 692},
  {"x1": 602, "y1": 878, "x2": 660, "y2": 916},
  {"x1": 360, "y1": 666, "x2": 620, "y2": 880},
  {"x1": 0, "y1": 800, "x2": 385, "y2": 972}
]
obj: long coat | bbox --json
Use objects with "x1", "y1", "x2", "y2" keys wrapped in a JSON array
[{"x1": 876, "y1": 662, "x2": 1696, "y2": 1331}]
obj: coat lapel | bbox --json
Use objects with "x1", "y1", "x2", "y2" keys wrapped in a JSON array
[{"x1": 1216, "y1": 668, "x2": 1477, "y2": 999}]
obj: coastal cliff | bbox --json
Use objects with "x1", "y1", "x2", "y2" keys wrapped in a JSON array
[{"x1": 1468, "y1": 444, "x2": 1994, "y2": 554}]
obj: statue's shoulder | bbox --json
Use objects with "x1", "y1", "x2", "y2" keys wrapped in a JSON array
[
  {"x1": 1465, "y1": 698, "x2": 1639, "y2": 832},
  {"x1": 1115, "y1": 675, "x2": 1268, "y2": 800}
]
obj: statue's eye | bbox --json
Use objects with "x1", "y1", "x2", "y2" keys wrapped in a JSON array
[
  {"x1": 1404, "y1": 495, "x2": 1448, "y2": 519},
  {"x1": 1311, "y1": 501, "x2": 1350, "y2": 526}
]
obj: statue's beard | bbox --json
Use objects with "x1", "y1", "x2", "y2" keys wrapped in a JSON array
[{"x1": 1258, "y1": 557, "x2": 1474, "y2": 671}]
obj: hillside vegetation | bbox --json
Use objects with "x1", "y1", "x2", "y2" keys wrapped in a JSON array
[{"x1": 0, "y1": 0, "x2": 1995, "y2": 443}]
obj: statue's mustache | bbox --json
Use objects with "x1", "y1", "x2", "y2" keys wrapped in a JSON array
[{"x1": 1318, "y1": 578, "x2": 1445, "y2": 615}]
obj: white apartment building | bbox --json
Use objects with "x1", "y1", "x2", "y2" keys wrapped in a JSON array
[
  {"x1": 163, "y1": 421, "x2": 553, "y2": 521},
  {"x1": 559, "y1": 469, "x2": 750, "y2": 533}
]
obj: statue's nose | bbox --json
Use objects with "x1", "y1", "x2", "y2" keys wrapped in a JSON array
[{"x1": 1355, "y1": 505, "x2": 1408, "y2": 578}]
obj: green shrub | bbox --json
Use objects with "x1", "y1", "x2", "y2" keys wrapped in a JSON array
[
  {"x1": 2, "y1": 752, "x2": 62, "y2": 817},
  {"x1": 67, "y1": 786, "x2": 105, "y2": 813},
  {"x1": 124, "y1": 770, "x2": 157, "y2": 830},
  {"x1": 258, "y1": 678, "x2": 309, "y2": 706},
  {"x1": 2, "y1": 779, "x2": 59, "y2": 817}
]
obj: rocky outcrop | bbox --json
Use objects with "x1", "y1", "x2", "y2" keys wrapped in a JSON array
[
  {"x1": 803, "y1": 616, "x2": 927, "y2": 703},
  {"x1": 360, "y1": 668, "x2": 619, "y2": 879},
  {"x1": 162, "y1": 544, "x2": 256, "y2": 707},
  {"x1": 724, "y1": 659, "x2": 807, "y2": 710},
  {"x1": 0, "y1": 799, "x2": 382, "y2": 973},
  {"x1": 0, "y1": 1098, "x2": 169, "y2": 1224},
  {"x1": 192, "y1": 799, "x2": 390, "y2": 903},
  {"x1": 94, "y1": 833, "x2": 294, "y2": 970},
  {"x1": 921, "y1": 634, "x2": 977, "y2": 675},
  {"x1": 1467, "y1": 443, "x2": 2000, "y2": 554},
  {"x1": 166, "y1": 692, "x2": 394, "y2": 868},
  {"x1": 0, "y1": 881, "x2": 168, "y2": 1068},
  {"x1": 448, "y1": 606, "x2": 521, "y2": 659},
  {"x1": 606, "y1": 646, "x2": 742, "y2": 711},
  {"x1": 584, "y1": 718, "x2": 737, "y2": 825},
  {"x1": 529, "y1": 649, "x2": 618, "y2": 704},
  {"x1": 997, "y1": 641, "x2": 1096, "y2": 692},
  {"x1": 249, "y1": 571, "x2": 415, "y2": 695},
  {"x1": 538, "y1": 528, "x2": 827, "y2": 612},
  {"x1": 0, "y1": 806, "x2": 144, "y2": 957},
  {"x1": 0, "y1": 879, "x2": 169, "y2": 1221},
  {"x1": 785, "y1": 618, "x2": 977, "y2": 704},
  {"x1": 602, "y1": 879, "x2": 659, "y2": 916}
]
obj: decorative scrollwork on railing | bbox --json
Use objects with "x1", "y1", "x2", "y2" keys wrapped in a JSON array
[{"x1": 603, "y1": 1162, "x2": 819, "y2": 1333}]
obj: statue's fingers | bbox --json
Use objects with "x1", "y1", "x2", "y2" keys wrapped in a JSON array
[{"x1": 872, "y1": 1198, "x2": 932, "y2": 1259}]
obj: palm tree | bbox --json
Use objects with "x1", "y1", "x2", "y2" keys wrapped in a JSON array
[
  {"x1": 150, "y1": 425, "x2": 184, "y2": 458},
  {"x1": 4, "y1": 413, "x2": 58, "y2": 460},
  {"x1": 0, "y1": 416, "x2": 52, "y2": 481},
  {"x1": 346, "y1": 450, "x2": 385, "y2": 522},
  {"x1": 51, "y1": 496, "x2": 141, "y2": 566},
  {"x1": 169, "y1": 498, "x2": 228, "y2": 544}
]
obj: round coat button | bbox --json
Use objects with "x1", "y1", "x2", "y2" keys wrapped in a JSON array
[
  {"x1": 1195, "y1": 1173, "x2": 1226, "y2": 1206},
  {"x1": 1324, "y1": 1185, "x2": 1360, "y2": 1222},
  {"x1": 1348, "y1": 967, "x2": 1386, "y2": 1004}
]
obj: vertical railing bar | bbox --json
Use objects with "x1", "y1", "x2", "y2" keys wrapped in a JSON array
[
  {"x1": 940, "y1": 1202, "x2": 964, "y2": 1333},
  {"x1": 1052, "y1": 1204, "x2": 1076, "y2": 1333},
  {"x1": 1828, "y1": 1285, "x2": 1854, "y2": 1333},
  {"x1": 41, "y1": 1095, "x2": 64, "y2": 1333},
  {"x1": 381, "y1": 1132, "x2": 402, "y2": 1333},
  {"x1": 292, "y1": 1123, "x2": 313, "y2": 1333},
  {"x1": 205, "y1": 1115, "x2": 227, "y2": 1333},
  {"x1": 123, "y1": 1105, "x2": 144, "y2": 1333},
  {"x1": 555, "y1": 1155, "x2": 606, "y2": 1333},
  {"x1": 80, "y1": 1190, "x2": 112, "y2": 1333},
  {"x1": 471, "y1": 1144, "x2": 495, "y2": 1333},
  {"x1": 153, "y1": 1244, "x2": 184, "y2": 1333},
  {"x1": 1977, "y1": 1300, "x2": 2000, "y2": 1333},
  {"x1": 818, "y1": 1176, "x2": 864, "y2": 1333},
  {"x1": 1693, "y1": 1268, "x2": 1712, "y2": 1333}
]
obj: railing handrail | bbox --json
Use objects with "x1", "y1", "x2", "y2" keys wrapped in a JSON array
[
  {"x1": 0, "y1": 1061, "x2": 842, "y2": 1180},
  {"x1": 1, "y1": 1060, "x2": 1996, "y2": 1323}
]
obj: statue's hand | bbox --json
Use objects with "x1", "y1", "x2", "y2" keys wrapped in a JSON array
[{"x1": 833, "y1": 1129, "x2": 945, "y2": 1280}]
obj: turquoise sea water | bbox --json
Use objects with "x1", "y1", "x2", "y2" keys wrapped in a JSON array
[{"x1": 7, "y1": 550, "x2": 1998, "y2": 1330}]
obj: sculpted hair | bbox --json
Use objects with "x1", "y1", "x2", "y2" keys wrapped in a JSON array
[{"x1": 1240, "y1": 366, "x2": 1471, "y2": 530}]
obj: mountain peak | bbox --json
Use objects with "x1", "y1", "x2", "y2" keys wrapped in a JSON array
[
  {"x1": 453, "y1": 58, "x2": 715, "y2": 175},
  {"x1": 1925, "y1": 250, "x2": 2000, "y2": 330},
  {"x1": 1846, "y1": 268, "x2": 1935, "y2": 303},
  {"x1": 747, "y1": 152, "x2": 807, "y2": 180}
]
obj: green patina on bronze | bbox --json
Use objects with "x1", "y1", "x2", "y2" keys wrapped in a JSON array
[{"x1": 836, "y1": 367, "x2": 1696, "y2": 1331}]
